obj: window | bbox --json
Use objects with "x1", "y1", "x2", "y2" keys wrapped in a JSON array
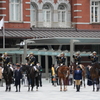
[
  {"x1": 30, "y1": 4, "x2": 36, "y2": 22},
  {"x1": 91, "y1": 1, "x2": 100, "y2": 23},
  {"x1": 9, "y1": 0, "x2": 22, "y2": 21},
  {"x1": 58, "y1": 5, "x2": 66, "y2": 22},
  {"x1": 43, "y1": 4, "x2": 51, "y2": 22}
]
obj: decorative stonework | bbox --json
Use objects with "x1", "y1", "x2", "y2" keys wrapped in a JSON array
[
  {"x1": 30, "y1": 0, "x2": 71, "y2": 28},
  {"x1": 0, "y1": 8, "x2": 6, "y2": 10},
  {"x1": 54, "y1": 0, "x2": 58, "y2": 4},
  {"x1": 58, "y1": 0, "x2": 69, "y2": 4},
  {"x1": 74, "y1": 10, "x2": 82, "y2": 12},
  {"x1": 74, "y1": 16, "x2": 82, "y2": 18},
  {"x1": 0, "y1": 1, "x2": 6, "y2": 3},
  {"x1": 74, "y1": 3, "x2": 82, "y2": 6},
  {"x1": 38, "y1": 0, "x2": 42, "y2": 3}
]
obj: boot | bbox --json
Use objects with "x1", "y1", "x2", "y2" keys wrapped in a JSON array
[
  {"x1": 15, "y1": 86, "x2": 18, "y2": 92},
  {"x1": 19, "y1": 85, "x2": 20, "y2": 92},
  {"x1": 5, "y1": 85, "x2": 8, "y2": 92},
  {"x1": 78, "y1": 85, "x2": 80, "y2": 92},
  {"x1": 76, "y1": 85, "x2": 78, "y2": 92},
  {"x1": 9, "y1": 86, "x2": 11, "y2": 92}
]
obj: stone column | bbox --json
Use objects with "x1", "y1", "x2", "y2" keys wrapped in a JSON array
[
  {"x1": 45, "y1": 55, "x2": 48, "y2": 80},
  {"x1": 23, "y1": 40, "x2": 27, "y2": 64},
  {"x1": 18, "y1": 55, "x2": 20, "y2": 64},
  {"x1": 70, "y1": 39, "x2": 74, "y2": 64},
  {"x1": 38, "y1": 9, "x2": 43, "y2": 27},
  {"x1": 53, "y1": 10, "x2": 58, "y2": 27},
  {"x1": 12, "y1": 54, "x2": 16, "y2": 64},
  {"x1": 38, "y1": 55, "x2": 41, "y2": 65},
  {"x1": 70, "y1": 39, "x2": 80, "y2": 64},
  {"x1": 22, "y1": 54, "x2": 24, "y2": 64},
  {"x1": 52, "y1": 55, "x2": 55, "y2": 65}
]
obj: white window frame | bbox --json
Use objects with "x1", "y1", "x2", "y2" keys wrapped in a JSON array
[
  {"x1": 58, "y1": 5, "x2": 66, "y2": 23},
  {"x1": 90, "y1": 0, "x2": 100, "y2": 23},
  {"x1": 30, "y1": 4, "x2": 36, "y2": 22},
  {"x1": 43, "y1": 4, "x2": 51, "y2": 22},
  {"x1": 9, "y1": 0, "x2": 22, "y2": 22}
]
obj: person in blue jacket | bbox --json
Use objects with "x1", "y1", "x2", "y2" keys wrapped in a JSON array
[{"x1": 74, "y1": 66, "x2": 82, "y2": 92}]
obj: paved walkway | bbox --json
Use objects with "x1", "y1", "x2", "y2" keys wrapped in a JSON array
[{"x1": 0, "y1": 79, "x2": 100, "y2": 100}]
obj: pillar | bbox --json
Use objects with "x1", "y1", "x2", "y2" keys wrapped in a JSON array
[
  {"x1": 23, "y1": 40, "x2": 27, "y2": 64},
  {"x1": 22, "y1": 54, "x2": 24, "y2": 64},
  {"x1": 12, "y1": 54, "x2": 16, "y2": 64},
  {"x1": 38, "y1": 55, "x2": 41, "y2": 65},
  {"x1": 45, "y1": 55, "x2": 48, "y2": 80},
  {"x1": 70, "y1": 39, "x2": 74, "y2": 64},
  {"x1": 17, "y1": 55, "x2": 20, "y2": 63},
  {"x1": 52, "y1": 55, "x2": 55, "y2": 65}
]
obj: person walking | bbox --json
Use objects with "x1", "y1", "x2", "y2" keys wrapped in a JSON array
[
  {"x1": 36, "y1": 62, "x2": 43, "y2": 87},
  {"x1": 51, "y1": 64, "x2": 56, "y2": 86},
  {"x1": 86, "y1": 65, "x2": 92, "y2": 86},
  {"x1": 14, "y1": 63, "x2": 22, "y2": 92},
  {"x1": 74, "y1": 66, "x2": 82, "y2": 92}
]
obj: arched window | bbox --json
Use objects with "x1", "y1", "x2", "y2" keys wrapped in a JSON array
[
  {"x1": 58, "y1": 5, "x2": 66, "y2": 22},
  {"x1": 43, "y1": 4, "x2": 51, "y2": 22},
  {"x1": 9, "y1": 0, "x2": 22, "y2": 21}
]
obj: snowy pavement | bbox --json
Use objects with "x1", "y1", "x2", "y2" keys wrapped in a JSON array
[{"x1": 0, "y1": 79, "x2": 100, "y2": 100}]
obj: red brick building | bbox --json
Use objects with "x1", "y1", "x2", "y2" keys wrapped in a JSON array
[
  {"x1": 72, "y1": 0, "x2": 100, "y2": 30},
  {"x1": 0, "y1": 0, "x2": 100, "y2": 30},
  {"x1": 0, "y1": 0, "x2": 100, "y2": 69}
]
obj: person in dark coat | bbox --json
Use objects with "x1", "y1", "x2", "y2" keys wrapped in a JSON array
[
  {"x1": 88, "y1": 51, "x2": 98, "y2": 64},
  {"x1": 14, "y1": 63, "x2": 22, "y2": 92},
  {"x1": 25, "y1": 52, "x2": 36, "y2": 66},
  {"x1": 86, "y1": 65, "x2": 92, "y2": 86},
  {"x1": 36, "y1": 62, "x2": 42, "y2": 87},
  {"x1": 73, "y1": 52, "x2": 81, "y2": 65},
  {"x1": 0, "y1": 52, "x2": 10, "y2": 67},
  {"x1": 74, "y1": 66, "x2": 82, "y2": 92},
  {"x1": 56, "y1": 52, "x2": 66, "y2": 66}
]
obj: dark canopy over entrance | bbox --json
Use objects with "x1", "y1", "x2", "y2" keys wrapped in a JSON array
[{"x1": 23, "y1": 37, "x2": 100, "y2": 64}]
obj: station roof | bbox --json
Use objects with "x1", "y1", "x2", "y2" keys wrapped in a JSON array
[
  {"x1": 0, "y1": 28, "x2": 100, "y2": 39},
  {"x1": 0, "y1": 28, "x2": 100, "y2": 44}
]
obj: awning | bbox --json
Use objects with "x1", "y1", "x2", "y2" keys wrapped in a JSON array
[
  {"x1": 26, "y1": 37, "x2": 100, "y2": 45},
  {"x1": 0, "y1": 49, "x2": 91, "y2": 56},
  {"x1": 0, "y1": 28, "x2": 100, "y2": 39}
]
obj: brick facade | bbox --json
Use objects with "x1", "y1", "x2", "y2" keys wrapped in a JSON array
[
  {"x1": 71, "y1": 0, "x2": 100, "y2": 30},
  {"x1": 0, "y1": 0, "x2": 100, "y2": 30}
]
